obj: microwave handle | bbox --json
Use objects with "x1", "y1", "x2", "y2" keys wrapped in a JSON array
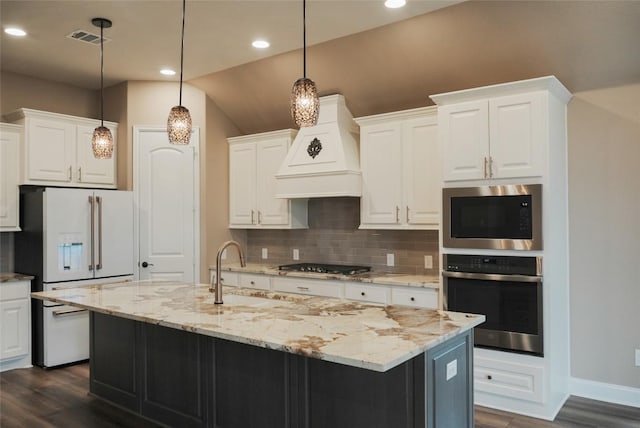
[{"x1": 442, "y1": 271, "x2": 542, "y2": 283}]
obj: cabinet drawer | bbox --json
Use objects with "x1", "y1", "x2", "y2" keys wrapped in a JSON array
[
  {"x1": 209, "y1": 270, "x2": 239, "y2": 287},
  {"x1": 238, "y1": 273, "x2": 270, "y2": 290},
  {"x1": 344, "y1": 283, "x2": 388, "y2": 304},
  {"x1": 390, "y1": 287, "x2": 437, "y2": 308},
  {"x1": 0, "y1": 280, "x2": 31, "y2": 300},
  {"x1": 474, "y1": 354, "x2": 545, "y2": 403},
  {"x1": 272, "y1": 278, "x2": 342, "y2": 298}
]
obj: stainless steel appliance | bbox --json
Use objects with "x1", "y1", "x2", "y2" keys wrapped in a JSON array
[
  {"x1": 442, "y1": 184, "x2": 542, "y2": 250},
  {"x1": 443, "y1": 254, "x2": 543, "y2": 356},
  {"x1": 15, "y1": 186, "x2": 134, "y2": 367},
  {"x1": 279, "y1": 263, "x2": 371, "y2": 275}
]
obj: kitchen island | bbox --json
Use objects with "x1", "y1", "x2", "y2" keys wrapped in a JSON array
[{"x1": 32, "y1": 280, "x2": 484, "y2": 428}]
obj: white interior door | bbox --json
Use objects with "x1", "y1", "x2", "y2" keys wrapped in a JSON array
[{"x1": 134, "y1": 126, "x2": 199, "y2": 283}]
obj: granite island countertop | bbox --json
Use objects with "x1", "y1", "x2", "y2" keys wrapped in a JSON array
[
  {"x1": 32, "y1": 280, "x2": 483, "y2": 372},
  {"x1": 211, "y1": 263, "x2": 440, "y2": 289}
]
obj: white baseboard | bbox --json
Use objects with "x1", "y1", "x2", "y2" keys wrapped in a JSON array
[{"x1": 569, "y1": 376, "x2": 640, "y2": 408}]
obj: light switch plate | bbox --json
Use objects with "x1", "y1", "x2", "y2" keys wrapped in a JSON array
[
  {"x1": 261, "y1": 248, "x2": 268, "y2": 259},
  {"x1": 424, "y1": 255, "x2": 433, "y2": 269},
  {"x1": 293, "y1": 249, "x2": 300, "y2": 260},
  {"x1": 446, "y1": 359, "x2": 458, "y2": 381},
  {"x1": 636, "y1": 349, "x2": 640, "y2": 366},
  {"x1": 386, "y1": 253, "x2": 394, "y2": 267}
]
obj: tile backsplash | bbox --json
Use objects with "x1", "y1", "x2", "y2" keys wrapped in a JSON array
[
  {"x1": 245, "y1": 198, "x2": 439, "y2": 275},
  {"x1": 0, "y1": 232, "x2": 15, "y2": 272}
]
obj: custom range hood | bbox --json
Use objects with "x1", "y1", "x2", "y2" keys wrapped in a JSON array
[{"x1": 275, "y1": 95, "x2": 361, "y2": 198}]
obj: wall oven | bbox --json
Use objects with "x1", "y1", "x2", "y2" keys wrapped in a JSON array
[
  {"x1": 442, "y1": 184, "x2": 542, "y2": 250},
  {"x1": 443, "y1": 254, "x2": 543, "y2": 356}
]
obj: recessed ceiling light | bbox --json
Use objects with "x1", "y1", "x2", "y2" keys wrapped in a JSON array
[
  {"x1": 252, "y1": 40, "x2": 270, "y2": 49},
  {"x1": 384, "y1": 0, "x2": 406, "y2": 9},
  {"x1": 4, "y1": 27, "x2": 27, "y2": 37},
  {"x1": 160, "y1": 69, "x2": 176, "y2": 76}
]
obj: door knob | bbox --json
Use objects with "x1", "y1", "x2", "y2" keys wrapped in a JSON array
[{"x1": 141, "y1": 261, "x2": 154, "y2": 268}]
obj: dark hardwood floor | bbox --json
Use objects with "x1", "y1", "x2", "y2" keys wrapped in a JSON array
[{"x1": 1, "y1": 363, "x2": 638, "y2": 427}]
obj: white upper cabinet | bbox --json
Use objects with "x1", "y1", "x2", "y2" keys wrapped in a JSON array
[
  {"x1": 356, "y1": 107, "x2": 440, "y2": 229},
  {"x1": 0, "y1": 124, "x2": 21, "y2": 232},
  {"x1": 6, "y1": 109, "x2": 117, "y2": 188},
  {"x1": 431, "y1": 77, "x2": 567, "y2": 182},
  {"x1": 228, "y1": 129, "x2": 308, "y2": 229}
]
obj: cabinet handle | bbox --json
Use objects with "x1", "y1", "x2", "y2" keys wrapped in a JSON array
[
  {"x1": 483, "y1": 157, "x2": 488, "y2": 179},
  {"x1": 68, "y1": 165, "x2": 73, "y2": 181},
  {"x1": 396, "y1": 206, "x2": 400, "y2": 223},
  {"x1": 251, "y1": 210, "x2": 255, "y2": 224},
  {"x1": 489, "y1": 156, "x2": 494, "y2": 178},
  {"x1": 297, "y1": 286, "x2": 310, "y2": 291},
  {"x1": 78, "y1": 167, "x2": 82, "y2": 182},
  {"x1": 406, "y1": 206, "x2": 410, "y2": 222}
]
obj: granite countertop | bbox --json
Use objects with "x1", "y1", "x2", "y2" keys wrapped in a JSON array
[
  {"x1": 32, "y1": 280, "x2": 483, "y2": 372},
  {"x1": 211, "y1": 263, "x2": 440, "y2": 289},
  {"x1": 0, "y1": 272, "x2": 35, "y2": 283}
]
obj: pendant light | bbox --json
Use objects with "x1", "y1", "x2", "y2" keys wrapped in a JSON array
[
  {"x1": 290, "y1": 0, "x2": 319, "y2": 128},
  {"x1": 167, "y1": 0, "x2": 192, "y2": 145},
  {"x1": 91, "y1": 18, "x2": 114, "y2": 159}
]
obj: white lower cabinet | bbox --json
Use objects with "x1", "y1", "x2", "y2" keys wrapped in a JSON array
[
  {"x1": 391, "y1": 287, "x2": 438, "y2": 309},
  {"x1": 237, "y1": 273, "x2": 270, "y2": 290},
  {"x1": 474, "y1": 348, "x2": 545, "y2": 404},
  {"x1": 344, "y1": 283, "x2": 389, "y2": 304},
  {"x1": 272, "y1": 277, "x2": 343, "y2": 298},
  {"x1": 0, "y1": 280, "x2": 32, "y2": 372}
]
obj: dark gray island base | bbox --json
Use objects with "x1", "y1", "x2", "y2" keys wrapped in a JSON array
[{"x1": 90, "y1": 312, "x2": 474, "y2": 428}]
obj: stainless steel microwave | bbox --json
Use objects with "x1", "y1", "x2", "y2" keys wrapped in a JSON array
[{"x1": 442, "y1": 184, "x2": 542, "y2": 250}]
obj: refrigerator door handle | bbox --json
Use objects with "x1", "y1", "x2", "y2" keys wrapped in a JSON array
[
  {"x1": 97, "y1": 196, "x2": 103, "y2": 270},
  {"x1": 89, "y1": 195, "x2": 95, "y2": 271}
]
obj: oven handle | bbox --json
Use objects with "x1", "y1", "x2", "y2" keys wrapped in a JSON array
[{"x1": 442, "y1": 271, "x2": 543, "y2": 283}]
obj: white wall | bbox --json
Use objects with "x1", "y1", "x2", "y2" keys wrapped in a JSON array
[{"x1": 567, "y1": 83, "x2": 640, "y2": 391}]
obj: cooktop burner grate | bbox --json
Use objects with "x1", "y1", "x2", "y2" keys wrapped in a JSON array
[{"x1": 278, "y1": 263, "x2": 371, "y2": 276}]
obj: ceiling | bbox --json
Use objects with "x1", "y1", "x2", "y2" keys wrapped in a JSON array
[
  {"x1": 2, "y1": 1, "x2": 640, "y2": 135},
  {"x1": 0, "y1": 0, "x2": 460, "y2": 88}
]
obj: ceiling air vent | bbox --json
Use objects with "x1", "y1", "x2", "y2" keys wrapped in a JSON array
[{"x1": 66, "y1": 29, "x2": 111, "y2": 45}]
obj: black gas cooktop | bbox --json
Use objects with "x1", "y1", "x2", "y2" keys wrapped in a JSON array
[{"x1": 278, "y1": 263, "x2": 371, "y2": 276}]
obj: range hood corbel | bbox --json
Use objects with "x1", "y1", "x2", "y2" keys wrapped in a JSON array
[{"x1": 275, "y1": 94, "x2": 362, "y2": 199}]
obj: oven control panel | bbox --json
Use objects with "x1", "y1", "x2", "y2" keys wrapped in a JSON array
[{"x1": 444, "y1": 254, "x2": 541, "y2": 276}]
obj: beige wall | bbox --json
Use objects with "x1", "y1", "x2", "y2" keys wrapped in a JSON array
[
  {"x1": 567, "y1": 83, "x2": 640, "y2": 388},
  {"x1": 1, "y1": 71, "x2": 98, "y2": 118}
]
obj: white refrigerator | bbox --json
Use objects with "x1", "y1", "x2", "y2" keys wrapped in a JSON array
[{"x1": 15, "y1": 186, "x2": 134, "y2": 367}]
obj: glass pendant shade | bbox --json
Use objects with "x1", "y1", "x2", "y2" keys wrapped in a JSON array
[
  {"x1": 167, "y1": 105, "x2": 192, "y2": 144},
  {"x1": 291, "y1": 77, "x2": 319, "y2": 127},
  {"x1": 92, "y1": 126, "x2": 114, "y2": 159}
]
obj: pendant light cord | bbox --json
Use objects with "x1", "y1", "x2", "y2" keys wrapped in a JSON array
[
  {"x1": 100, "y1": 21, "x2": 104, "y2": 127},
  {"x1": 303, "y1": 0, "x2": 307, "y2": 79},
  {"x1": 179, "y1": 0, "x2": 186, "y2": 106}
]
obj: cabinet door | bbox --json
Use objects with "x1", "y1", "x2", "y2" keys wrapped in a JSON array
[
  {"x1": 360, "y1": 124, "x2": 403, "y2": 225},
  {"x1": 404, "y1": 117, "x2": 440, "y2": 226},
  {"x1": 0, "y1": 126, "x2": 20, "y2": 231},
  {"x1": 0, "y1": 298, "x2": 29, "y2": 361},
  {"x1": 25, "y1": 117, "x2": 75, "y2": 183},
  {"x1": 489, "y1": 92, "x2": 545, "y2": 179},
  {"x1": 440, "y1": 101, "x2": 489, "y2": 181},
  {"x1": 229, "y1": 143, "x2": 257, "y2": 226},
  {"x1": 76, "y1": 125, "x2": 116, "y2": 186},
  {"x1": 256, "y1": 138, "x2": 289, "y2": 226}
]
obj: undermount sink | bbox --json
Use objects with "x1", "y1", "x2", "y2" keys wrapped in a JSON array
[{"x1": 221, "y1": 294, "x2": 278, "y2": 307}]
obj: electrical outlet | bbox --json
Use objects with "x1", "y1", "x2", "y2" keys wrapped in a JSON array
[
  {"x1": 424, "y1": 255, "x2": 433, "y2": 269},
  {"x1": 636, "y1": 349, "x2": 640, "y2": 367},
  {"x1": 387, "y1": 253, "x2": 395, "y2": 267},
  {"x1": 261, "y1": 248, "x2": 268, "y2": 259},
  {"x1": 221, "y1": 249, "x2": 227, "y2": 260},
  {"x1": 293, "y1": 248, "x2": 300, "y2": 260}
]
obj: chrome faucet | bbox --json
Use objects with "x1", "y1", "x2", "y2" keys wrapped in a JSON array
[{"x1": 212, "y1": 240, "x2": 246, "y2": 304}]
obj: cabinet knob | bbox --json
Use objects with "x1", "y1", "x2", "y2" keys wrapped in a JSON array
[
  {"x1": 361, "y1": 291, "x2": 366, "y2": 296},
  {"x1": 250, "y1": 281, "x2": 255, "y2": 285},
  {"x1": 487, "y1": 375, "x2": 492, "y2": 380},
  {"x1": 410, "y1": 297, "x2": 415, "y2": 302}
]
